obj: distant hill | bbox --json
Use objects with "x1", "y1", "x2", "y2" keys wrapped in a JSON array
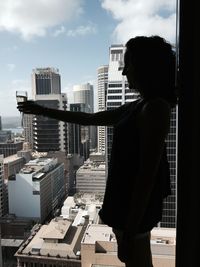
[{"x1": 1, "y1": 116, "x2": 21, "y2": 129}]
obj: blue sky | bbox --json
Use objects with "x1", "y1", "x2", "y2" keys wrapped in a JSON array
[{"x1": 0, "y1": 0, "x2": 176, "y2": 117}]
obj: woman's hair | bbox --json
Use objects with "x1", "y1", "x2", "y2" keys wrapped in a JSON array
[{"x1": 125, "y1": 35, "x2": 177, "y2": 105}]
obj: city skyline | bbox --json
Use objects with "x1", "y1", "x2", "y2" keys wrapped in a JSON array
[{"x1": 0, "y1": 0, "x2": 176, "y2": 116}]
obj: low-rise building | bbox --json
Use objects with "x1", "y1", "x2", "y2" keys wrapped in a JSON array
[
  {"x1": 76, "y1": 156, "x2": 106, "y2": 195},
  {"x1": 15, "y1": 218, "x2": 87, "y2": 267}
]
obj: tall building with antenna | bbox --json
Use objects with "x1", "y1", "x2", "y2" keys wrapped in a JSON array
[{"x1": 31, "y1": 68, "x2": 68, "y2": 153}]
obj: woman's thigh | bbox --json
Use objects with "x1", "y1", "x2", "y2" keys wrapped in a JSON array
[{"x1": 113, "y1": 229, "x2": 153, "y2": 267}]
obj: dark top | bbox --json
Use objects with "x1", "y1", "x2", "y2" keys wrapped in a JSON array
[{"x1": 99, "y1": 98, "x2": 171, "y2": 233}]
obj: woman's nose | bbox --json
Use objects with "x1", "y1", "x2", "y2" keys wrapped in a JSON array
[{"x1": 122, "y1": 68, "x2": 126, "y2": 76}]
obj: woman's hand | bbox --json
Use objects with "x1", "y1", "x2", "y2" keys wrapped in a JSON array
[{"x1": 17, "y1": 100, "x2": 45, "y2": 116}]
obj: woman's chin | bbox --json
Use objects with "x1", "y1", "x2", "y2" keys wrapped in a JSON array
[{"x1": 128, "y1": 83, "x2": 134, "y2": 89}]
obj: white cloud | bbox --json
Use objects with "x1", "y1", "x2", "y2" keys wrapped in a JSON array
[
  {"x1": 66, "y1": 23, "x2": 97, "y2": 37},
  {"x1": 101, "y1": 0, "x2": 176, "y2": 43},
  {"x1": 7, "y1": 63, "x2": 16, "y2": 72},
  {"x1": 53, "y1": 25, "x2": 66, "y2": 37},
  {"x1": 0, "y1": 0, "x2": 83, "y2": 40}
]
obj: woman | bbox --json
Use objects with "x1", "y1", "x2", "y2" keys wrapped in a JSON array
[{"x1": 18, "y1": 35, "x2": 177, "y2": 267}]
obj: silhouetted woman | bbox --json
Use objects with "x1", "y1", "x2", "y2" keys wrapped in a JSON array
[{"x1": 18, "y1": 35, "x2": 177, "y2": 267}]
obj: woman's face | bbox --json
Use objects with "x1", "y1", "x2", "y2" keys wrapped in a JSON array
[{"x1": 122, "y1": 50, "x2": 139, "y2": 90}]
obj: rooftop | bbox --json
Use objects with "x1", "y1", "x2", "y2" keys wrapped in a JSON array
[
  {"x1": 40, "y1": 219, "x2": 71, "y2": 240},
  {"x1": 18, "y1": 218, "x2": 84, "y2": 259},
  {"x1": 81, "y1": 224, "x2": 116, "y2": 244},
  {"x1": 82, "y1": 225, "x2": 176, "y2": 247},
  {"x1": 77, "y1": 161, "x2": 105, "y2": 173},
  {"x1": 19, "y1": 157, "x2": 58, "y2": 175}
]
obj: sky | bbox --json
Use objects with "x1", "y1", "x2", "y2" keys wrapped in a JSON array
[{"x1": 0, "y1": 0, "x2": 177, "y2": 117}]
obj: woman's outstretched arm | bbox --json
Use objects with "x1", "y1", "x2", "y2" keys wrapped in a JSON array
[{"x1": 17, "y1": 100, "x2": 134, "y2": 126}]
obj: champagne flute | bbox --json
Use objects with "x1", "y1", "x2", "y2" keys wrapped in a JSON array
[{"x1": 16, "y1": 91, "x2": 28, "y2": 127}]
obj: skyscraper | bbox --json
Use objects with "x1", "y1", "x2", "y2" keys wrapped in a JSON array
[
  {"x1": 97, "y1": 65, "x2": 108, "y2": 155},
  {"x1": 31, "y1": 68, "x2": 68, "y2": 153}
]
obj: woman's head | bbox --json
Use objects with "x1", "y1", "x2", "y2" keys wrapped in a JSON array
[{"x1": 123, "y1": 35, "x2": 177, "y2": 104}]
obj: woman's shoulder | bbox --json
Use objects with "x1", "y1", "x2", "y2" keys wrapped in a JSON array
[
  {"x1": 142, "y1": 97, "x2": 171, "y2": 113},
  {"x1": 138, "y1": 97, "x2": 171, "y2": 126},
  {"x1": 137, "y1": 97, "x2": 171, "y2": 134}
]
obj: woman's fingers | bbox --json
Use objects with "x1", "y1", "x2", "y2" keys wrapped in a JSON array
[{"x1": 17, "y1": 101, "x2": 43, "y2": 115}]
